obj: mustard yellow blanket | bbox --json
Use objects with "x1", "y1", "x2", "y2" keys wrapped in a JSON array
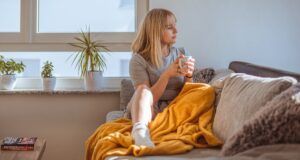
[{"x1": 85, "y1": 83, "x2": 222, "y2": 160}]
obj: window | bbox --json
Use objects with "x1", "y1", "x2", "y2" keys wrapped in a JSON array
[
  {"x1": 0, "y1": 0, "x2": 20, "y2": 32},
  {"x1": 0, "y1": 0, "x2": 148, "y2": 89},
  {"x1": 0, "y1": 52, "x2": 131, "y2": 78},
  {"x1": 38, "y1": 0, "x2": 135, "y2": 33}
]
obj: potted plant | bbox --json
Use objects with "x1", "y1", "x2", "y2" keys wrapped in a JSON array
[
  {"x1": 41, "y1": 61, "x2": 56, "y2": 91},
  {"x1": 0, "y1": 55, "x2": 26, "y2": 90},
  {"x1": 69, "y1": 28, "x2": 109, "y2": 91}
]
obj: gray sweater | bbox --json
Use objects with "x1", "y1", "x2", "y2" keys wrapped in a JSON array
[{"x1": 129, "y1": 47, "x2": 187, "y2": 111}]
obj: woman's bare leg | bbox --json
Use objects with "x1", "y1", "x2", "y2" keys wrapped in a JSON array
[
  {"x1": 131, "y1": 84, "x2": 154, "y2": 124},
  {"x1": 130, "y1": 84, "x2": 155, "y2": 147}
]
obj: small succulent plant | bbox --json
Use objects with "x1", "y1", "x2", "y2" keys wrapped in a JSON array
[{"x1": 41, "y1": 61, "x2": 54, "y2": 78}]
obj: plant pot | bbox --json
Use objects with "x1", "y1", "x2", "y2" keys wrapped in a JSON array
[
  {"x1": 0, "y1": 74, "x2": 17, "y2": 90},
  {"x1": 84, "y1": 71, "x2": 103, "y2": 91},
  {"x1": 42, "y1": 77, "x2": 56, "y2": 91}
]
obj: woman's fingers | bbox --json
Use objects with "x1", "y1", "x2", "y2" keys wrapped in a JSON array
[
  {"x1": 181, "y1": 61, "x2": 195, "y2": 75},
  {"x1": 175, "y1": 67, "x2": 186, "y2": 76},
  {"x1": 183, "y1": 62, "x2": 194, "y2": 70},
  {"x1": 173, "y1": 55, "x2": 196, "y2": 77}
]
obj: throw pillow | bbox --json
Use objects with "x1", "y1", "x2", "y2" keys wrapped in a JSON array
[
  {"x1": 212, "y1": 73, "x2": 297, "y2": 142},
  {"x1": 209, "y1": 69, "x2": 234, "y2": 86},
  {"x1": 193, "y1": 68, "x2": 215, "y2": 83},
  {"x1": 209, "y1": 69, "x2": 234, "y2": 107},
  {"x1": 120, "y1": 79, "x2": 135, "y2": 111},
  {"x1": 221, "y1": 83, "x2": 300, "y2": 156}
]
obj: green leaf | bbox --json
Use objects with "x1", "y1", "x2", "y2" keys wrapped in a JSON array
[{"x1": 67, "y1": 27, "x2": 109, "y2": 77}]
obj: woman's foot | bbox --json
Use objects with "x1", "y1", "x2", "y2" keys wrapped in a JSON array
[{"x1": 132, "y1": 122, "x2": 155, "y2": 147}]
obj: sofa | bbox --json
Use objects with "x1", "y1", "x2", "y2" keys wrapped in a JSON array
[{"x1": 105, "y1": 61, "x2": 300, "y2": 160}]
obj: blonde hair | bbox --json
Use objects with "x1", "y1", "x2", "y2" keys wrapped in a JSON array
[{"x1": 131, "y1": 8, "x2": 176, "y2": 68}]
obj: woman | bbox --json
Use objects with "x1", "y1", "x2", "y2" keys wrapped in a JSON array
[{"x1": 126, "y1": 8, "x2": 195, "y2": 147}]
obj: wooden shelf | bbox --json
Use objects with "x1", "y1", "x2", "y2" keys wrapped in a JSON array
[{"x1": 0, "y1": 138, "x2": 46, "y2": 160}]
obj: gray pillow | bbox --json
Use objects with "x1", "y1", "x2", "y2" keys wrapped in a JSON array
[
  {"x1": 222, "y1": 83, "x2": 300, "y2": 156},
  {"x1": 119, "y1": 79, "x2": 134, "y2": 110},
  {"x1": 212, "y1": 73, "x2": 297, "y2": 142}
]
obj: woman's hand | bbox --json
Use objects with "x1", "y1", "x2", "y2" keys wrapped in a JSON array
[
  {"x1": 180, "y1": 56, "x2": 195, "y2": 78},
  {"x1": 162, "y1": 54, "x2": 186, "y2": 78}
]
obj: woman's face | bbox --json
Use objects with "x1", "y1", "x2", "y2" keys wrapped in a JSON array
[{"x1": 161, "y1": 16, "x2": 177, "y2": 45}]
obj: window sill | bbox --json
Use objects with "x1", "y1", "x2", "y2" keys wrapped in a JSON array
[
  {"x1": 0, "y1": 88, "x2": 119, "y2": 95},
  {"x1": 7, "y1": 77, "x2": 129, "y2": 91}
]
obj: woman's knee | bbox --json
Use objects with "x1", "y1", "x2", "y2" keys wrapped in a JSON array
[
  {"x1": 135, "y1": 84, "x2": 152, "y2": 96},
  {"x1": 135, "y1": 84, "x2": 150, "y2": 92},
  {"x1": 133, "y1": 84, "x2": 153, "y2": 102}
]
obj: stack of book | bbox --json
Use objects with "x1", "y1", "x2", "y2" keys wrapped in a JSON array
[{"x1": 1, "y1": 137, "x2": 37, "y2": 151}]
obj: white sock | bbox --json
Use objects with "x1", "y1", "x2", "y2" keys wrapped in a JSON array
[{"x1": 131, "y1": 122, "x2": 155, "y2": 147}]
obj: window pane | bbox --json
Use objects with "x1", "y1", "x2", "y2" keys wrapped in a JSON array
[
  {"x1": 0, "y1": 0, "x2": 20, "y2": 32},
  {"x1": 0, "y1": 52, "x2": 131, "y2": 77},
  {"x1": 103, "y1": 53, "x2": 131, "y2": 77},
  {"x1": 38, "y1": 0, "x2": 135, "y2": 33}
]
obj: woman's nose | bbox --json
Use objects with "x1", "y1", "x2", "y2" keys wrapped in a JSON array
[{"x1": 174, "y1": 27, "x2": 178, "y2": 33}]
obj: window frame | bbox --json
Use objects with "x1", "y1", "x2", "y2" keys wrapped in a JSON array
[
  {"x1": 0, "y1": 0, "x2": 148, "y2": 51},
  {"x1": 0, "y1": 0, "x2": 148, "y2": 90}
]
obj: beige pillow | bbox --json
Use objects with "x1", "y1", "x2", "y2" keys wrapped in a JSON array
[
  {"x1": 212, "y1": 73, "x2": 297, "y2": 142},
  {"x1": 209, "y1": 69, "x2": 234, "y2": 107},
  {"x1": 222, "y1": 83, "x2": 300, "y2": 156},
  {"x1": 209, "y1": 69, "x2": 234, "y2": 86}
]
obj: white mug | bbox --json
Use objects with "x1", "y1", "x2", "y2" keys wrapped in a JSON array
[{"x1": 179, "y1": 56, "x2": 192, "y2": 69}]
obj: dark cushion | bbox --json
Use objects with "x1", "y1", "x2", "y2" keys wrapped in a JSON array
[{"x1": 193, "y1": 68, "x2": 215, "y2": 83}]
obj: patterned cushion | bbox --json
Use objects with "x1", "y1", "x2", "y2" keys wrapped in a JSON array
[{"x1": 193, "y1": 68, "x2": 215, "y2": 83}]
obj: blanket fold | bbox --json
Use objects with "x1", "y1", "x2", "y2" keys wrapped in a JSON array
[{"x1": 85, "y1": 83, "x2": 222, "y2": 160}]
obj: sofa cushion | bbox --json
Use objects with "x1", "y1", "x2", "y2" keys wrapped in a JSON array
[
  {"x1": 193, "y1": 68, "x2": 215, "y2": 83},
  {"x1": 209, "y1": 69, "x2": 234, "y2": 86},
  {"x1": 106, "y1": 111, "x2": 124, "y2": 122},
  {"x1": 120, "y1": 79, "x2": 135, "y2": 110},
  {"x1": 221, "y1": 83, "x2": 300, "y2": 156},
  {"x1": 212, "y1": 73, "x2": 297, "y2": 142},
  {"x1": 105, "y1": 147, "x2": 221, "y2": 160},
  {"x1": 209, "y1": 69, "x2": 234, "y2": 107}
]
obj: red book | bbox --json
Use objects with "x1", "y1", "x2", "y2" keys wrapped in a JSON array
[{"x1": 1, "y1": 137, "x2": 37, "y2": 151}]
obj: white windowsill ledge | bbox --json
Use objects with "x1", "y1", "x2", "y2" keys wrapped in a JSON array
[{"x1": 0, "y1": 77, "x2": 129, "y2": 94}]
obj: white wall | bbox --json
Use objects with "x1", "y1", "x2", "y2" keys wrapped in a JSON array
[{"x1": 150, "y1": 0, "x2": 300, "y2": 73}]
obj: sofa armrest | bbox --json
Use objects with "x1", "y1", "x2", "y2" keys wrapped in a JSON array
[{"x1": 106, "y1": 111, "x2": 124, "y2": 122}]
